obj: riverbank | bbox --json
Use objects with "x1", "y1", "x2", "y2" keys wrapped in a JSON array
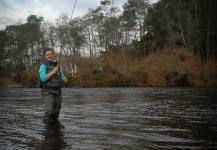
[
  {"x1": 0, "y1": 77, "x2": 22, "y2": 88},
  {"x1": 1, "y1": 48, "x2": 216, "y2": 88},
  {"x1": 65, "y1": 48, "x2": 217, "y2": 87}
]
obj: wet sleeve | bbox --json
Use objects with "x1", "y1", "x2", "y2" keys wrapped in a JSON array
[
  {"x1": 60, "y1": 66, "x2": 65, "y2": 80},
  {"x1": 39, "y1": 64, "x2": 47, "y2": 82}
]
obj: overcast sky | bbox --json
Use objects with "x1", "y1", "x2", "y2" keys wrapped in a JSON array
[{"x1": 0, "y1": 0, "x2": 158, "y2": 30}]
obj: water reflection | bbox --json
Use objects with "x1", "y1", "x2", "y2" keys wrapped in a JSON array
[{"x1": 42, "y1": 121, "x2": 69, "y2": 150}]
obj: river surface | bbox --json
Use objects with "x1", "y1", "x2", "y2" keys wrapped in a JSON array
[{"x1": 0, "y1": 87, "x2": 217, "y2": 150}]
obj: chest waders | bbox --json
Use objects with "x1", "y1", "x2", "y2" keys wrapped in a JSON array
[{"x1": 41, "y1": 64, "x2": 62, "y2": 123}]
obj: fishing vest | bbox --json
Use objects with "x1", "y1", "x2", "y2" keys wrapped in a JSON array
[{"x1": 41, "y1": 64, "x2": 62, "y2": 88}]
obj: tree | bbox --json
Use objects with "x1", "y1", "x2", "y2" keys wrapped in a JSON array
[
  {"x1": 25, "y1": 15, "x2": 44, "y2": 69},
  {"x1": 145, "y1": 0, "x2": 217, "y2": 60},
  {"x1": 0, "y1": 30, "x2": 7, "y2": 76},
  {"x1": 100, "y1": 0, "x2": 122, "y2": 51},
  {"x1": 122, "y1": 0, "x2": 150, "y2": 57}
]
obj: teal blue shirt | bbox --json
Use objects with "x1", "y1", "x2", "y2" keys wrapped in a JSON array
[{"x1": 39, "y1": 64, "x2": 65, "y2": 82}]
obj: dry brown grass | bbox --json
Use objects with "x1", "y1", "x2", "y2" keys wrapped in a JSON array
[
  {"x1": 188, "y1": 59, "x2": 217, "y2": 86},
  {"x1": 19, "y1": 69, "x2": 40, "y2": 87},
  {"x1": 0, "y1": 76, "x2": 21, "y2": 87},
  {"x1": 69, "y1": 47, "x2": 217, "y2": 87},
  {"x1": 3, "y1": 47, "x2": 215, "y2": 87},
  {"x1": 140, "y1": 47, "x2": 217, "y2": 86}
]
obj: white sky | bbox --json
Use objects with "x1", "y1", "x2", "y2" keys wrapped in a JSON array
[{"x1": 0, "y1": 0, "x2": 158, "y2": 30}]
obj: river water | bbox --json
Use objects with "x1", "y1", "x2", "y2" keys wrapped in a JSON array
[{"x1": 0, "y1": 87, "x2": 217, "y2": 150}]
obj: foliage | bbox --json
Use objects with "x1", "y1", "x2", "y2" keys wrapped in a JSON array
[
  {"x1": 145, "y1": 0, "x2": 217, "y2": 59},
  {"x1": 0, "y1": 76, "x2": 21, "y2": 87},
  {"x1": 19, "y1": 69, "x2": 40, "y2": 88},
  {"x1": 64, "y1": 48, "x2": 216, "y2": 87},
  {"x1": 0, "y1": 0, "x2": 216, "y2": 87}
]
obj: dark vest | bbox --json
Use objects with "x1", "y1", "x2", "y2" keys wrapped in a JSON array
[{"x1": 42, "y1": 65, "x2": 62, "y2": 88}]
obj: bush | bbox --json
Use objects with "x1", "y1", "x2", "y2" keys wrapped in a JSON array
[
  {"x1": 63, "y1": 47, "x2": 217, "y2": 87},
  {"x1": 14, "y1": 47, "x2": 215, "y2": 88},
  {"x1": 0, "y1": 77, "x2": 6, "y2": 87},
  {"x1": 20, "y1": 70, "x2": 40, "y2": 87},
  {"x1": 0, "y1": 76, "x2": 21, "y2": 87}
]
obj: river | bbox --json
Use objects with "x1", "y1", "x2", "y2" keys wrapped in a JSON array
[{"x1": 0, "y1": 87, "x2": 217, "y2": 149}]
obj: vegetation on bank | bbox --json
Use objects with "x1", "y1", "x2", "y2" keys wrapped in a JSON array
[
  {"x1": 0, "y1": 0, "x2": 217, "y2": 87},
  {"x1": 66, "y1": 47, "x2": 217, "y2": 87},
  {"x1": 1, "y1": 47, "x2": 216, "y2": 88},
  {"x1": 0, "y1": 77, "x2": 21, "y2": 88}
]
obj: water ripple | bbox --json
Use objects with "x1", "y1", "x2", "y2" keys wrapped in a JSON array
[{"x1": 0, "y1": 87, "x2": 217, "y2": 149}]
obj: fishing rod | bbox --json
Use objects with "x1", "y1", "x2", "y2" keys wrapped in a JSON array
[{"x1": 58, "y1": 0, "x2": 78, "y2": 64}]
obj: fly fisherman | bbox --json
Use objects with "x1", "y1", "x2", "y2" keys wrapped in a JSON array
[{"x1": 39, "y1": 48, "x2": 67, "y2": 123}]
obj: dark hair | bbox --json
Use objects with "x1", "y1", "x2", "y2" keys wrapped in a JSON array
[{"x1": 43, "y1": 47, "x2": 54, "y2": 55}]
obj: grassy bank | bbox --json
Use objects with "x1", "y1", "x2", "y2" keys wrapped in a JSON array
[
  {"x1": 1, "y1": 47, "x2": 217, "y2": 88},
  {"x1": 141, "y1": 48, "x2": 217, "y2": 87},
  {"x1": 66, "y1": 47, "x2": 217, "y2": 87},
  {"x1": 0, "y1": 77, "x2": 22, "y2": 88}
]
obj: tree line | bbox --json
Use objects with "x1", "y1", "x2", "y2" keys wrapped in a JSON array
[{"x1": 0, "y1": 0, "x2": 216, "y2": 87}]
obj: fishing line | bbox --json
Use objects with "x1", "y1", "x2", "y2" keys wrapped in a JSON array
[{"x1": 58, "y1": 0, "x2": 78, "y2": 63}]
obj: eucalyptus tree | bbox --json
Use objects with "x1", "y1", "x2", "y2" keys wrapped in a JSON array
[
  {"x1": 55, "y1": 14, "x2": 85, "y2": 55},
  {"x1": 67, "y1": 17, "x2": 86, "y2": 74},
  {"x1": 123, "y1": 0, "x2": 149, "y2": 40},
  {"x1": 146, "y1": 0, "x2": 217, "y2": 59},
  {"x1": 146, "y1": 0, "x2": 198, "y2": 50},
  {"x1": 103, "y1": 8, "x2": 122, "y2": 49},
  {"x1": 100, "y1": 0, "x2": 122, "y2": 51},
  {"x1": 25, "y1": 15, "x2": 44, "y2": 69},
  {"x1": 3, "y1": 24, "x2": 27, "y2": 77},
  {"x1": 145, "y1": 0, "x2": 171, "y2": 50},
  {"x1": 209, "y1": 0, "x2": 217, "y2": 59},
  {"x1": 83, "y1": 7, "x2": 102, "y2": 58},
  {"x1": 55, "y1": 13, "x2": 86, "y2": 74},
  {"x1": 68, "y1": 17, "x2": 86, "y2": 57},
  {"x1": 0, "y1": 30, "x2": 7, "y2": 76},
  {"x1": 55, "y1": 13, "x2": 69, "y2": 56},
  {"x1": 1, "y1": 15, "x2": 44, "y2": 79},
  {"x1": 81, "y1": 1, "x2": 122, "y2": 56},
  {"x1": 122, "y1": 0, "x2": 150, "y2": 57},
  {"x1": 195, "y1": 0, "x2": 217, "y2": 59},
  {"x1": 41, "y1": 20, "x2": 57, "y2": 49}
]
